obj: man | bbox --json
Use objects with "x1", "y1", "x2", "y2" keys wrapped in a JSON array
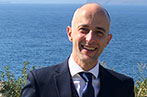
[{"x1": 21, "y1": 3, "x2": 134, "y2": 97}]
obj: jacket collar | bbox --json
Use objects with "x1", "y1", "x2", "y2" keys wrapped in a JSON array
[
  {"x1": 98, "y1": 65, "x2": 117, "y2": 97},
  {"x1": 53, "y1": 58, "x2": 73, "y2": 97}
]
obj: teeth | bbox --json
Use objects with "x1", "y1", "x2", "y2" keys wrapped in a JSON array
[{"x1": 83, "y1": 46, "x2": 96, "y2": 51}]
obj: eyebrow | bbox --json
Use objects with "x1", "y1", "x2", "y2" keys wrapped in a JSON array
[
  {"x1": 78, "y1": 24, "x2": 89, "y2": 28},
  {"x1": 95, "y1": 27, "x2": 106, "y2": 32},
  {"x1": 78, "y1": 24, "x2": 106, "y2": 32}
]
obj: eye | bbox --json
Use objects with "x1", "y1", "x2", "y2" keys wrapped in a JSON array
[
  {"x1": 95, "y1": 31, "x2": 104, "y2": 36},
  {"x1": 79, "y1": 28, "x2": 90, "y2": 34}
]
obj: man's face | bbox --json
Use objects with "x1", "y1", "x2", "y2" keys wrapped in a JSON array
[{"x1": 67, "y1": 9, "x2": 112, "y2": 68}]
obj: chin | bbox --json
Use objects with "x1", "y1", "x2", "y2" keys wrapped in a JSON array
[{"x1": 81, "y1": 56, "x2": 97, "y2": 63}]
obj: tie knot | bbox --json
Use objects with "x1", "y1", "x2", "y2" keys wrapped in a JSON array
[{"x1": 79, "y1": 72, "x2": 93, "y2": 82}]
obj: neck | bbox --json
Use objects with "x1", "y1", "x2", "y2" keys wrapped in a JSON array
[{"x1": 71, "y1": 54, "x2": 98, "y2": 71}]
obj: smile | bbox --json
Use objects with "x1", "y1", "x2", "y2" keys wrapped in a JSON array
[{"x1": 82, "y1": 45, "x2": 97, "y2": 51}]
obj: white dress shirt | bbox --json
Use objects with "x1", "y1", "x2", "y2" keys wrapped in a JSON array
[{"x1": 68, "y1": 55, "x2": 100, "y2": 97}]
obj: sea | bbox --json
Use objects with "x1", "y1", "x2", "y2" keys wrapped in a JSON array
[{"x1": 0, "y1": 4, "x2": 147, "y2": 81}]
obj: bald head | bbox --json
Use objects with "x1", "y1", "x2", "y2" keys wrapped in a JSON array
[
  {"x1": 66, "y1": 3, "x2": 112, "y2": 70},
  {"x1": 71, "y1": 3, "x2": 110, "y2": 33}
]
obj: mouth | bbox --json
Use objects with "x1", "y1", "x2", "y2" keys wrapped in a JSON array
[{"x1": 81, "y1": 45, "x2": 97, "y2": 51}]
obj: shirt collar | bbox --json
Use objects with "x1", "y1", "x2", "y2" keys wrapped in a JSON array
[{"x1": 68, "y1": 55, "x2": 99, "y2": 78}]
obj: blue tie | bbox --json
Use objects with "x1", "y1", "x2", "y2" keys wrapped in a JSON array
[{"x1": 79, "y1": 72, "x2": 95, "y2": 97}]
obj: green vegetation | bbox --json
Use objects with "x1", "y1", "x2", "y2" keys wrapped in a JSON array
[
  {"x1": 0, "y1": 62, "x2": 147, "y2": 97},
  {"x1": 0, "y1": 61, "x2": 35, "y2": 97},
  {"x1": 134, "y1": 63, "x2": 147, "y2": 97},
  {"x1": 135, "y1": 78, "x2": 147, "y2": 97}
]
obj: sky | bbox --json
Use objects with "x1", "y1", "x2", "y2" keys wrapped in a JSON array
[
  {"x1": 0, "y1": 0, "x2": 86, "y2": 4},
  {"x1": 0, "y1": 0, "x2": 147, "y2": 5},
  {"x1": 87, "y1": 0, "x2": 147, "y2": 5}
]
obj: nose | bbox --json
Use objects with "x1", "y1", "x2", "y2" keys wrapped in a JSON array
[{"x1": 86, "y1": 30, "x2": 96, "y2": 43}]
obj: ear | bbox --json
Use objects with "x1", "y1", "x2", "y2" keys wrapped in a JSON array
[
  {"x1": 105, "y1": 34, "x2": 112, "y2": 47},
  {"x1": 67, "y1": 26, "x2": 73, "y2": 42}
]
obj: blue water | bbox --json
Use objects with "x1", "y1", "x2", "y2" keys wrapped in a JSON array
[{"x1": 0, "y1": 4, "x2": 147, "y2": 81}]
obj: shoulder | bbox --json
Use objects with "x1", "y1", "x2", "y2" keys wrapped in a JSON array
[
  {"x1": 27, "y1": 59, "x2": 69, "y2": 81},
  {"x1": 108, "y1": 68, "x2": 133, "y2": 82},
  {"x1": 99, "y1": 65, "x2": 135, "y2": 96},
  {"x1": 31, "y1": 64, "x2": 60, "y2": 75},
  {"x1": 29, "y1": 63, "x2": 61, "y2": 79},
  {"x1": 100, "y1": 65, "x2": 134, "y2": 84}
]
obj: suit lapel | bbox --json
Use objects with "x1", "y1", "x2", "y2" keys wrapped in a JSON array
[
  {"x1": 53, "y1": 60, "x2": 116, "y2": 97},
  {"x1": 98, "y1": 65, "x2": 114, "y2": 97},
  {"x1": 53, "y1": 59, "x2": 72, "y2": 97}
]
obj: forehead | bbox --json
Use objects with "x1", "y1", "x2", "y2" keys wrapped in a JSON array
[{"x1": 73, "y1": 9, "x2": 110, "y2": 32}]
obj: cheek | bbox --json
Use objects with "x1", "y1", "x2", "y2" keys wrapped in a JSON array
[
  {"x1": 72, "y1": 33, "x2": 82, "y2": 47},
  {"x1": 97, "y1": 38, "x2": 108, "y2": 47},
  {"x1": 74, "y1": 33, "x2": 85, "y2": 42}
]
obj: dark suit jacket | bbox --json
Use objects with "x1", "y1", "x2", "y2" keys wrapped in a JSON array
[{"x1": 21, "y1": 59, "x2": 134, "y2": 97}]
